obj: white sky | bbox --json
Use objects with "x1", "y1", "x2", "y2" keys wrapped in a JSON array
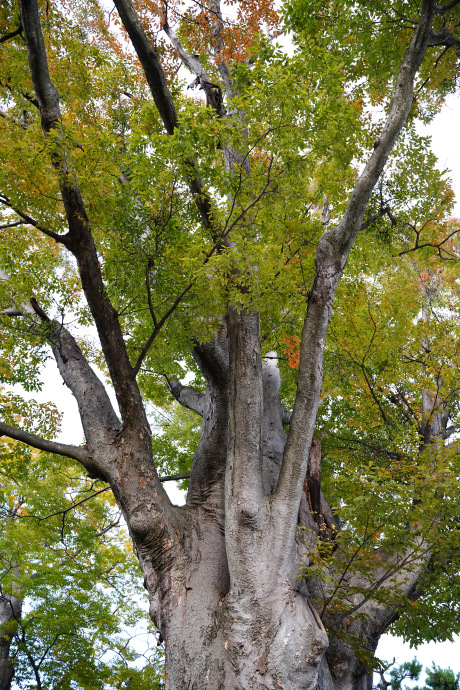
[
  {"x1": 13, "y1": 90, "x2": 460, "y2": 678},
  {"x1": 420, "y1": 94, "x2": 460, "y2": 217}
]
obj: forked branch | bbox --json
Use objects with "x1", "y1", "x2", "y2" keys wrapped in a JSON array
[{"x1": 0, "y1": 194, "x2": 67, "y2": 243}]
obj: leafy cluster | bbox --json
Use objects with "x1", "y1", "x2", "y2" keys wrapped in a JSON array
[{"x1": 0, "y1": 439, "x2": 164, "y2": 688}]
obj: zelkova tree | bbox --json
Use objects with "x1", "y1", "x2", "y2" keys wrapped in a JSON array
[{"x1": 1, "y1": 0, "x2": 460, "y2": 688}]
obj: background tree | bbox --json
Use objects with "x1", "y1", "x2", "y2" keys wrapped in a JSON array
[
  {"x1": 0, "y1": 437, "x2": 164, "y2": 689},
  {"x1": 0, "y1": 0, "x2": 460, "y2": 688},
  {"x1": 376, "y1": 658, "x2": 460, "y2": 690}
]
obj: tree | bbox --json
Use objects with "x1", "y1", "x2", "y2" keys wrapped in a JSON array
[
  {"x1": 376, "y1": 658, "x2": 422, "y2": 690},
  {"x1": 0, "y1": 0, "x2": 460, "y2": 688},
  {"x1": 0, "y1": 438, "x2": 165, "y2": 689},
  {"x1": 424, "y1": 665, "x2": 460, "y2": 690},
  {"x1": 376, "y1": 658, "x2": 460, "y2": 690}
]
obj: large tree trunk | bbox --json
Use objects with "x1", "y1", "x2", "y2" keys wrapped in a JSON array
[
  {"x1": 136, "y1": 315, "x2": 331, "y2": 689},
  {"x1": 143, "y1": 320, "x2": 331, "y2": 689}
]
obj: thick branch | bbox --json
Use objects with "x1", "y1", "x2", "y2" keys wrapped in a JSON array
[
  {"x1": 26, "y1": 300, "x2": 121, "y2": 449},
  {"x1": 113, "y1": 0, "x2": 178, "y2": 134},
  {"x1": 429, "y1": 27, "x2": 460, "y2": 49},
  {"x1": 164, "y1": 22, "x2": 208, "y2": 85},
  {"x1": 281, "y1": 406, "x2": 292, "y2": 425},
  {"x1": 192, "y1": 324, "x2": 229, "y2": 391},
  {"x1": 163, "y1": 20, "x2": 250, "y2": 180},
  {"x1": 20, "y1": 0, "x2": 149, "y2": 428},
  {"x1": 208, "y1": 0, "x2": 234, "y2": 99},
  {"x1": 0, "y1": 24, "x2": 22, "y2": 44},
  {"x1": 226, "y1": 308, "x2": 264, "y2": 524},
  {"x1": 51, "y1": 328, "x2": 121, "y2": 438},
  {"x1": 3, "y1": 4, "x2": 177, "y2": 581},
  {"x1": 434, "y1": 0, "x2": 460, "y2": 14},
  {"x1": 113, "y1": 0, "x2": 214, "y2": 232},
  {"x1": 19, "y1": 0, "x2": 61, "y2": 132},
  {"x1": 159, "y1": 472, "x2": 191, "y2": 482},
  {"x1": 186, "y1": 323, "x2": 230, "y2": 505},
  {"x1": 360, "y1": 205, "x2": 398, "y2": 232},
  {"x1": 0, "y1": 592, "x2": 22, "y2": 690},
  {"x1": 0, "y1": 421, "x2": 89, "y2": 465},
  {"x1": 261, "y1": 355, "x2": 288, "y2": 494},
  {"x1": 163, "y1": 21, "x2": 225, "y2": 116},
  {"x1": 168, "y1": 381, "x2": 205, "y2": 416}
]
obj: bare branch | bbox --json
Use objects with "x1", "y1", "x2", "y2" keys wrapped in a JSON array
[
  {"x1": 168, "y1": 380, "x2": 206, "y2": 416},
  {"x1": 0, "y1": 24, "x2": 22, "y2": 44},
  {"x1": 133, "y1": 281, "x2": 194, "y2": 375},
  {"x1": 0, "y1": 421, "x2": 89, "y2": 465},
  {"x1": 145, "y1": 261, "x2": 158, "y2": 328},
  {"x1": 16, "y1": 486, "x2": 111, "y2": 522},
  {"x1": 0, "y1": 194, "x2": 67, "y2": 243},
  {"x1": 397, "y1": 226, "x2": 460, "y2": 259},
  {"x1": 0, "y1": 220, "x2": 27, "y2": 229}
]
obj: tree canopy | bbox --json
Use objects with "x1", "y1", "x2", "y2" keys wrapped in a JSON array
[{"x1": 1, "y1": 0, "x2": 460, "y2": 687}]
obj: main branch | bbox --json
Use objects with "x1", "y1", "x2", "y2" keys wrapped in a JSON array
[
  {"x1": 113, "y1": 0, "x2": 215, "y2": 233},
  {"x1": 275, "y1": 0, "x2": 437, "y2": 542}
]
